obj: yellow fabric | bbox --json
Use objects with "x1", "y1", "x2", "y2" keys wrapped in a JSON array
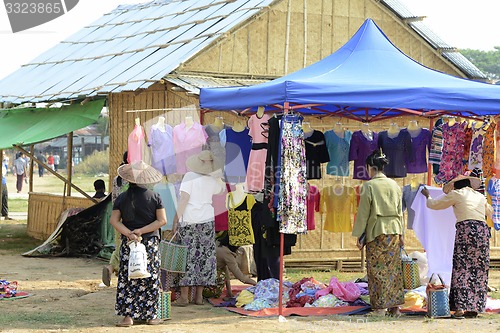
[
  {"x1": 352, "y1": 173, "x2": 404, "y2": 243},
  {"x1": 227, "y1": 194, "x2": 256, "y2": 246},
  {"x1": 401, "y1": 291, "x2": 425, "y2": 309},
  {"x1": 235, "y1": 289, "x2": 254, "y2": 307},
  {"x1": 426, "y1": 187, "x2": 492, "y2": 223},
  {"x1": 320, "y1": 185, "x2": 357, "y2": 232}
]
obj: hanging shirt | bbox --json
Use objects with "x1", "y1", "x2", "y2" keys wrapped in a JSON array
[
  {"x1": 411, "y1": 186, "x2": 455, "y2": 286},
  {"x1": 402, "y1": 184, "x2": 422, "y2": 229},
  {"x1": 225, "y1": 128, "x2": 251, "y2": 184},
  {"x1": 469, "y1": 124, "x2": 486, "y2": 171},
  {"x1": 378, "y1": 130, "x2": 413, "y2": 178},
  {"x1": 434, "y1": 122, "x2": 467, "y2": 184},
  {"x1": 405, "y1": 128, "x2": 431, "y2": 174},
  {"x1": 149, "y1": 124, "x2": 176, "y2": 175},
  {"x1": 246, "y1": 113, "x2": 270, "y2": 192},
  {"x1": 304, "y1": 130, "x2": 330, "y2": 179},
  {"x1": 482, "y1": 121, "x2": 496, "y2": 178},
  {"x1": 349, "y1": 130, "x2": 379, "y2": 180},
  {"x1": 127, "y1": 124, "x2": 146, "y2": 163},
  {"x1": 320, "y1": 184, "x2": 356, "y2": 233},
  {"x1": 487, "y1": 177, "x2": 500, "y2": 230},
  {"x1": 204, "y1": 124, "x2": 229, "y2": 172},
  {"x1": 428, "y1": 118, "x2": 444, "y2": 175},
  {"x1": 324, "y1": 129, "x2": 352, "y2": 177},
  {"x1": 173, "y1": 122, "x2": 208, "y2": 174},
  {"x1": 306, "y1": 185, "x2": 320, "y2": 230},
  {"x1": 153, "y1": 182, "x2": 177, "y2": 230}
]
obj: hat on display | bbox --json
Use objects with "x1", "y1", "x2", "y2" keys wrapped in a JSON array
[
  {"x1": 186, "y1": 150, "x2": 216, "y2": 175},
  {"x1": 117, "y1": 160, "x2": 162, "y2": 185},
  {"x1": 442, "y1": 175, "x2": 481, "y2": 194}
]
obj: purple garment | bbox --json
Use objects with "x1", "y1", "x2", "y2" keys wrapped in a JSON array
[
  {"x1": 224, "y1": 128, "x2": 251, "y2": 183},
  {"x1": 405, "y1": 128, "x2": 431, "y2": 174},
  {"x1": 148, "y1": 125, "x2": 176, "y2": 175},
  {"x1": 348, "y1": 130, "x2": 379, "y2": 180},
  {"x1": 378, "y1": 130, "x2": 414, "y2": 178}
]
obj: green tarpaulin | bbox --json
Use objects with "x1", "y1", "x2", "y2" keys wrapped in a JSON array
[{"x1": 0, "y1": 99, "x2": 105, "y2": 150}]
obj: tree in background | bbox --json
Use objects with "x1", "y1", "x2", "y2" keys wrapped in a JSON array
[{"x1": 461, "y1": 47, "x2": 500, "y2": 81}]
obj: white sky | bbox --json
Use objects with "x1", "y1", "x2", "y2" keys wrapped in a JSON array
[{"x1": 0, "y1": 0, "x2": 499, "y2": 79}]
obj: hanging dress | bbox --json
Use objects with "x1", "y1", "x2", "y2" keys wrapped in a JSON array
[
  {"x1": 149, "y1": 124, "x2": 176, "y2": 175},
  {"x1": 127, "y1": 124, "x2": 147, "y2": 163},
  {"x1": 246, "y1": 113, "x2": 270, "y2": 192},
  {"x1": 488, "y1": 177, "x2": 500, "y2": 230},
  {"x1": 278, "y1": 114, "x2": 307, "y2": 234},
  {"x1": 224, "y1": 127, "x2": 251, "y2": 184},
  {"x1": 434, "y1": 122, "x2": 467, "y2": 184}
]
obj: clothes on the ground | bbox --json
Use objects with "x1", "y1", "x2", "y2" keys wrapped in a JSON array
[
  {"x1": 352, "y1": 173, "x2": 404, "y2": 243},
  {"x1": 366, "y1": 234, "x2": 404, "y2": 309}
]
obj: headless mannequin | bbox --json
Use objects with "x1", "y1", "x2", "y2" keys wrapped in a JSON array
[
  {"x1": 154, "y1": 116, "x2": 166, "y2": 132},
  {"x1": 302, "y1": 122, "x2": 313, "y2": 136},
  {"x1": 407, "y1": 120, "x2": 421, "y2": 137},
  {"x1": 230, "y1": 182, "x2": 247, "y2": 206},
  {"x1": 232, "y1": 119, "x2": 246, "y2": 132},
  {"x1": 212, "y1": 116, "x2": 224, "y2": 130},
  {"x1": 388, "y1": 123, "x2": 400, "y2": 138},
  {"x1": 256, "y1": 106, "x2": 265, "y2": 118},
  {"x1": 135, "y1": 117, "x2": 141, "y2": 126},
  {"x1": 361, "y1": 123, "x2": 373, "y2": 140},
  {"x1": 446, "y1": 117, "x2": 456, "y2": 127},
  {"x1": 333, "y1": 122, "x2": 344, "y2": 137},
  {"x1": 184, "y1": 116, "x2": 194, "y2": 130}
]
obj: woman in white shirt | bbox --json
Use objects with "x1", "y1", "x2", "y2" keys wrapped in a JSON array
[
  {"x1": 173, "y1": 150, "x2": 224, "y2": 306},
  {"x1": 421, "y1": 175, "x2": 493, "y2": 319}
]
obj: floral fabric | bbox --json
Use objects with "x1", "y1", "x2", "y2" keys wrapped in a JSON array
[
  {"x1": 434, "y1": 122, "x2": 467, "y2": 184},
  {"x1": 116, "y1": 236, "x2": 160, "y2": 320},
  {"x1": 482, "y1": 121, "x2": 496, "y2": 178},
  {"x1": 449, "y1": 219, "x2": 490, "y2": 313},
  {"x1": 278, "y1": 115, "x2": 308, "y2": 234}
]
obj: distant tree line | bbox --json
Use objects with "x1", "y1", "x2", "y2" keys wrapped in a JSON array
[{"x1": 461, "y1": 47, "x2": 500, "y2": 81}]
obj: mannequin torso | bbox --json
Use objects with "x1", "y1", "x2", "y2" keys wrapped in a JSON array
[
  {"x1": 212, "y1": 116, "x2": 224, "y2": 131},
  {"x1": 153, "y1": 116, "x2": 166, "y2": 132},
  {"x1": 302, "y1": 122, "x2": 313, "y2": 137},
  {"x1": 184, "y1": 116, "x2": 194, "y2": 130},
  {"x1": 387, "y1": 123, "x2": 400, "y2": 138},
  {"x1": 230, "y1": 183, "x2": 247, "y2": 206},
  {"x1": 232, "y1": 119, "x2": 246, "y2": 133},
  {"x1": 407, "y1": 120, "x2": 421, "y2": 137},
  {"x1": 361, "y1": 123, "x2": 373, "y2": 140},
  {"x1": 333, "y1": 122, "x2": 344, "y2": 138}
]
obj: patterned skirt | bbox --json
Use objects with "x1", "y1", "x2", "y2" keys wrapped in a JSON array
[
  {"x1": 450, "y1": 219, "x2": 490, "y2": 312},
  {"x1": 366, "y1": 234, "x2": 404, "y2": 309},
  {"x1": 115, "y1": 236, "x2": 160, "y2": 320},
  {"x1": 178, "y1": 221, "x2": 216, "y2": 286}
]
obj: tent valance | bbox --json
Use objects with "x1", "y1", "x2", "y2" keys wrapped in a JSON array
[
  {"x1": 0, "y1": 99, "x2": 105, "y2": 150},
  {"x1": 200, "y1": 19, "x2": 500, "y2": 121}
]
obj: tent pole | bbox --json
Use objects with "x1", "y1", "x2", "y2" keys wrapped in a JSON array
[
  {"x1": 0, "y1": 149, "x2": 3, "y2": 216},
  {"x1": 67, "y1": 132, "x2": 74, "y2": 197},
  {"x1": 29, "y1": 145, "x2": 34, "y2": 193}
]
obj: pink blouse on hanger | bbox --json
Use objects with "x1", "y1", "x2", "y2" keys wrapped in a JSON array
[
  {"x1": 173, "y1": 122, "x2": 208, "y2": 174},
  {"x1": 127, "y1": 124, "x2": 146, "y2": 163}
]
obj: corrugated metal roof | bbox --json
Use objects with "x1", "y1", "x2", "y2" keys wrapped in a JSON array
[
  {"x1": 442, "y1": 52, "x2": 486, "y2": 79},
  {"x1": 0, "y1": 0, "x2": 274, "y2": 103},
  {"x1": 380, "y1": 0, "x2": 419, "y2": 20},
  {"x1": 165, "y1": 74, "x2": 268, "y2": 94}
]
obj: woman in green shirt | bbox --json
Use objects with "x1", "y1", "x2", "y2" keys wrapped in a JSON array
[{"x1": 352, "y1": 149, "x2": 404, "y2": 317}]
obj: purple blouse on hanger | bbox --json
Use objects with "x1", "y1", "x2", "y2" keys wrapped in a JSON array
[
  {"x1": 378, "y1": 130, "x2": 413, "y2": 178},
  {"x1": 349, "y1": 130, "x2": 379, "y2": 180},
  {"x1": 405, "y1": 128, "x2": 432, "y2": 174}
]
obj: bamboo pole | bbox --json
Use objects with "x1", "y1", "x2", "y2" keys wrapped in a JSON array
[
  {"x1": 67, "y1": 132, "x2": 74, "y2": 197},
  {"x1": 29, "y1": 145, "x2": 34, "y2": 193}
]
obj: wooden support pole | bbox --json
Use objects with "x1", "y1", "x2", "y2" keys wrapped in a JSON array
[
  {"x1": 67, "y1": 132, "x2": 74, "y2": 197},
  {"x1": 29, "y1": 145, "x2": 34, "y2": 193}
]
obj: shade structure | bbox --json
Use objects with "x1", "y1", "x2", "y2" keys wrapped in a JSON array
[{"x1": 200, "y1": 19, "x2": 500, "y2": 121}]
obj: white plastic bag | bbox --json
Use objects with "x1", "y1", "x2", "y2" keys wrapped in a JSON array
[{"x1": 128, "y1": 240, "x2": 151, "y2": 279}]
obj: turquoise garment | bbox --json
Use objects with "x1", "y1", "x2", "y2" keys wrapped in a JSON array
[
  {"x1": 324, "y1": 129, "x2": 352, "y2": 176},
  {"x1": 153, "y1": 182, "x2": 177, "y2": 230}
]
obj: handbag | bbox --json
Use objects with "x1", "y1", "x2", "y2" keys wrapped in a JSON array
[
  {"x1": 128, "y1": 239, "x2": 151, "y2": 279},
  {"x1": 401, "y1": 248, "x2": 420, "y2": 290},
  {"x1": 426, "y1": 273, "x2": 450, "y2": 318},
  {"x1": 159, "y1": 231, "x2": 188, "y2": 273},
  {"x1": 227, "y1": 193, "x2": 255, "y2": 246},
  {"x1": 157, "y1": 289, "x2": 171, "y2": 320}
]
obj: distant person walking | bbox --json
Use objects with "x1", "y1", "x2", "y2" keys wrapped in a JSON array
[
  {"x1": 53, "y1": 153, "x2": 60, "y2": 172},
  {"x1": 36, "y1": 151, "x2": 47, "y2": 177},
  {"x1": 2, "y1": 162, "x2": 12, "y2": 220},
  {"x1": 47, "y1": 153, "x2": 55, "y2": 171},
  {"x1": 13, "y1": 152, "x2": 27, "y2": 193}
]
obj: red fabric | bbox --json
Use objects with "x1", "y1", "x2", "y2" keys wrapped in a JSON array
[
  {"x1": 306, "y1": 185, "x2": 320, "y2": 230},
  {"x1": 213, "y1": 183, "x2": 234, "y2": 231}
]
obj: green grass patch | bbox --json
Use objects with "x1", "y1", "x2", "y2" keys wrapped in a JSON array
[
  {"x1": 8, "y1": 198, "x2": 28, "y2": 212},
  {"x1": 0, "y1": 311, "x2": 75, "y2": 328},
  {"x1": 0, "y1": 223, "x2": 41, "y2": 254}
]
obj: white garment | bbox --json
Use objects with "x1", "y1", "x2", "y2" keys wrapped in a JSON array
[
  {"x1": 179, "y1": 172, "x2": 224, "y2": 225},
  {"x1": 411, "y1": 186, "x2": 455, "y2": 286}
]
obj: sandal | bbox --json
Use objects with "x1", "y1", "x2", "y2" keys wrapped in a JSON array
[
  {"x1": 147, "y1": 318, "x2": 163, "y2": 325},
  {"x1": 451, "y1": 310, "x2": 465, "y2": 319},
  {"x1": 172, "y1": 300, "x2": 189, "y2": 307},
  {"x1": 464, "y1": 311, "x2": 478, "y2": 318},
  {"x1": 194, "y1": 300, "x2": 205, "y2": 306},
  {"x1": 116, "y1": 318, "x2": 133, "y2": 327}
]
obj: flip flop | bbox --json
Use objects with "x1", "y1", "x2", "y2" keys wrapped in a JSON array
[
  {"x1": 116, "y1": 319, "x2": 133, "y2": 327},
  {"x1": 102, "y1": 266, "x2": 111, "y2": 287},
  {"x1": 147, "y1": 318, "x2": 163, "y2": 325}
]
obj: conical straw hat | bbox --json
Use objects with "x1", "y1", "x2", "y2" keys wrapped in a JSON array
[{"x1": 117, "y1": 160, "x2": 162, "y2": 185}]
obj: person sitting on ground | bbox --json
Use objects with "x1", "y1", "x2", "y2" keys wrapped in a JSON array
[
  {"x1": 92, "y1": 179, "x2": 106, "y2": 200},
  {"x1": 216, "y1": 231, "x2": 257, "y2": 300}
]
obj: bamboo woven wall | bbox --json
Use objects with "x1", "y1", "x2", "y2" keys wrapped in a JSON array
[
  {"x1": 181, "y1": 0, "x2": 464, "y2": 79},
  {"x1": 27, "y1": 193, "x2": 93, "y2": 240}
]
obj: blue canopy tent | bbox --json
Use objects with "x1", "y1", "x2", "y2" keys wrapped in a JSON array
[{"x1": 200, "y1": 19, "x2": 500, "y2": 122}]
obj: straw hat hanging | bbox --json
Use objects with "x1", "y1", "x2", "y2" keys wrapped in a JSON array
[{"x1": 117, "y1": 160, "x2": 163, "y2": 185}]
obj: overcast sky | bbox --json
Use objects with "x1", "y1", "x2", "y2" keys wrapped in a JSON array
[{"x1": 0, "y1": 0, "x2": 499, "y2": 79}]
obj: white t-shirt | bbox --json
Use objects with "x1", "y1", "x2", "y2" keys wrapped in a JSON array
[{"x1": 180, "y1": 172, "x2": 224, "y2": 225}]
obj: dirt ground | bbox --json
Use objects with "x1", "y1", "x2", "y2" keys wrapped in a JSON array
[{"x1": 2, "y1": 252, "x2": 500, "y2": 333}]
